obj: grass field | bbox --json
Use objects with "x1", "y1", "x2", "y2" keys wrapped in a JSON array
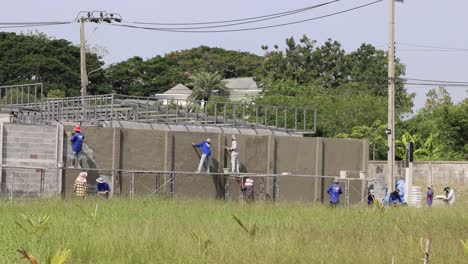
[{"x1": 1, "y1": 198, "x2": 467, "y2": 264}]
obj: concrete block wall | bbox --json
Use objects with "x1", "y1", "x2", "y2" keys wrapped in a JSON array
[
  {"x1": 1, "y1": 123, "x2": 62, "y2": 198},
  {"x1": 369, "y1": 161, "x2": 468, "y2": 186}
]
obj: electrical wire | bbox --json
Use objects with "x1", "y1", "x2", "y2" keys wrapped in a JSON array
[
  {"x1": 396, "y1": 42, "x2": 468, "y2": 51},
  {"x1": 0, "y1": 22, "x2": 72, "y2": 29},
  {"x1": 129, "y1": 0, "x2": 340, "y2": 27},
  {"x1": 130, "y1": 0, "x2": 341, "y2": 30},
  {"x1": 402, "y1": 78, "x2": 468, "y2": 84},
  {"x1": 112, "y1": 0, "x2": 384, "y2": 33},
  {"x1": 405, "y1": 82, "x2": 468, "y2": 87}
]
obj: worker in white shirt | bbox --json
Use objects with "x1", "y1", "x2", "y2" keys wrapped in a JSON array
[
  {"x1": 225, "y1": 135, "x2": 240, "y2": 173},
  {"x1": 443, "y1": 187, "x2": 456, "y2": 206}
]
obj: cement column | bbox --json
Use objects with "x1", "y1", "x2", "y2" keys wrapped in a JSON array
[
  {"x1": 266, "y1": 136, "x2": 276, "y2": 199},
  {"x1": 110, "y1": 127, "x2": 122, "y2": 198},
  {"x1": 314, "y1": 137, "x2": 324, "y2": 202},
  {"x1": 163, "y1": 131, "x2": 174, "y2": 193},
  {"x1": 361, "y1": 139, "x2": 369, "y2": 203}
]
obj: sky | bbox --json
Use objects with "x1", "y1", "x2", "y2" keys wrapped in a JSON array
[{"x1": 1, "y1": 0, "x2": 467, "y2": 111}]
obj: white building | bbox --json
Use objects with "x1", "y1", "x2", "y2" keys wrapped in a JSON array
[{"x1": 153, "y1": 83, "x2": 192, "y2": 106}]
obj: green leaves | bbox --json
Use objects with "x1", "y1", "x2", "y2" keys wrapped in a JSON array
[
  {"x1": 188, "y1": 72, "x2": 228, "y2": 101},
  {"x1": 15, "y1": 214, "x2": 50, "y2": 241}
]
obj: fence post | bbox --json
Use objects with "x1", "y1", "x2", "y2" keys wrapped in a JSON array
[
  {"x1": 273, "y1": 176, "x2": 279, "y2": 203},
  {"x1": 170, "y1": 172, "x2": 175, "y2": 198},
  {"x1": 130, "y1": 171, "x2": 135, "y2": 199},
  {"x1": 224, "y1": 174, "x2": 229, "y2": 201}
]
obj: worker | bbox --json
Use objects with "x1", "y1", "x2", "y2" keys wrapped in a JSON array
[
  {"x1": 225, "y1": 135, "x2": 240, "y2": 173},
  {"x1": 395, "y1": 178, "x2": 406, "y2": 204},
  {"x1": 96, "y1": 176, "x2": 111, "y2": 199},
  {"x1": 73, "y1": 171, "x2": 88, "y2": 199},
  {"x1": 425, "y1": 185, "x2": 434, "y2": 207},
  {"x1": 388, "y1": 190, "x2": 403, "y2": 206},
  {"x1": 327, "y1": 178, "x2": 343, "y2": 207},
  {"x1": 69, "y1": 125, "x2": 84, "y2": 169},
  {"x1": 443, "y1": 187, "x2": 455, "y2": 206},
  {"x1": 241, "y1": 178, "x2": 254, "y2": 203},
  {"x1": 193, "y1": 138, "x2": 212, "y2": 173}
]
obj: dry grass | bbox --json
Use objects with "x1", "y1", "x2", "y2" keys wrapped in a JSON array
[{"x1": 0, "y1": 198, "x2": 467, "y2": 263}]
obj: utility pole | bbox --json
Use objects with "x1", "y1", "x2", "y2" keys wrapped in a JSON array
[
  {"x1": 387, "y1": 0, "x2": 396, "y2": 191},
  {"x1": 79, "y1": 17, "x2": 88, "y2": 121},
  {"x1": 80, "y1": 17, "x2": 88, "y2": 102},
  {"x1": 77, "y1": 11, "x2": 122, "y2": 120}
]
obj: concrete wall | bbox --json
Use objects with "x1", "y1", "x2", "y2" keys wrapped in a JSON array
[
  {"x1": 1, "y1": 123, "x2": 62, "y2": 198},
  {"x1": 369, "y1": 161, "x2": 468, "y2": 186},
  {"x1": 59, "y1": 126, "x2": 368, "y2": 204}
]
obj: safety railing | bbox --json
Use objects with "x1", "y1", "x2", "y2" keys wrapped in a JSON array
[{"x1": 3, "y1": 91, "x2": 317, "y2": 133}]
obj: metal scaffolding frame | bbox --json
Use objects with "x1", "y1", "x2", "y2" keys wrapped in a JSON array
[{"x1": 1, "y1": 165, "x2": 381, "y2": 206}]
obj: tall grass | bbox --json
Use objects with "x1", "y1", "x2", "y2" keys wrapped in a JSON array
[{"x1": 0, "y1": 198, "x2": 467, "y2": 263}]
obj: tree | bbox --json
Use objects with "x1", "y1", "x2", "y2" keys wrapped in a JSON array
[
  {"x1": 187, "y1": 72, "x2": 228, "y2": 101},
  {"x1": 424, "y1": 86, "x2": 452, "y2": 112},
  {"x1": 0, "y1": 32, "x2": 109, "y2": 96},
  {"x1": 337, "y1": 119, "x2": 387, "y2": 160}
]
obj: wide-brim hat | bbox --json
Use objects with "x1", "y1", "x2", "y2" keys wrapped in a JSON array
[
  {"x1": 426, "y1": 185, "x2": 432, "y2": 189},
  {"x1": 96, "y1": 177, "x2": 105, "y2": 183},
  {"x1": 245, "y1": 178, "x2": 254, "y2": 186},
  {"x1": 231, "y1": 135, "x2": 236, "y2": 139},
  {"x1": 333, "y1": 178, "x2": 339, "y2": 183},
  {"x1": 206, "y1": 138, "x2": 211, "y2": 143}
]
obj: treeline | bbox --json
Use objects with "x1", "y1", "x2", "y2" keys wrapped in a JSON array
[{"x1": 0, "y1": 32, "x2": 466, "y2": 160}]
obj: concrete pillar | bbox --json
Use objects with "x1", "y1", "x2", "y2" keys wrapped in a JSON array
[
  {"x1": 314, "y1": 137, "x2": 324, "y2": 203},
  {"x1": 110, "y1": 127, "x2": 122, "y2": 197},
  {"x1": 361, "y1": 139, "x2": 369, "y2": 202},
  {"x1": 163, "y1": 131, "x2": 174, "y2": 192}
]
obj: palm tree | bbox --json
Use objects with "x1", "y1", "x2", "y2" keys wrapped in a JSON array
[{"x1": 187, "y1": 72, "x2": 229, "y2": 101}]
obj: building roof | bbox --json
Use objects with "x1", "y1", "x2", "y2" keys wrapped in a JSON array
[
  {"x1": 224, "y1": 77, "x2": 258, "y2": 90},
  {"x1": 154, "y1": 83, "x2": 192, "y2": 100},
  {"x1": 223, "y1": 77, "x2": 260, "y2": 101}
]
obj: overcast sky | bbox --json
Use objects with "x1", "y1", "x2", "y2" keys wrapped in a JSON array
[{"x1": 1, "y1": 0, "x2": 467, "y2": 111}]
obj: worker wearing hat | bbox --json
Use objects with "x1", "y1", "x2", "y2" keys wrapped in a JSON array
[
  {"x1": 96, "y1": 176, "x2": 110, "y2": 199},
  {"x1": 327, "y1": 178, "x2": 343, "y2": 207},
  {"x1": 193, "y1": 138, "x2": 212, "y2": 173},
  {"x1": 225, "y1": 135, "x2": 240, "y2": 173},
  {"x1": 69, "y1": 125, "x2": 85, "y2": 169}
]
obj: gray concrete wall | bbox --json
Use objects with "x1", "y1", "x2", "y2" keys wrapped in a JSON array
[
  {"x1": 369, "y1": 161, "x2": 468, "y2": 186},
  {"x1": 58, "y1": 126, "x2": 368, "y2": 204}
]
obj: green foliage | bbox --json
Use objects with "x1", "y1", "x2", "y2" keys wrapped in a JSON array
[
  {"x1": 338, "y1": 119, "x2": 387, "y2": 160},
  {"x1": 0, "y1": 32, "x2": 108, "y2": 96},
  {"x1": 1, "y1": 199, "x2": 467, "y2": 263},
  {"x1": 15, "y1": 214, "x2": 50, "y2": 241},
  {"x1": 232, "y1": 215, "x2": 257, "y2": 239},
  {"x1": 46, "y1": 89, "x2": 65, "y2": 98},
  {"x1": 188, "y1": 72, "x2": 228, "y2": 101},
  {"x1": 256, "y1": 36, "x2": 413, "y2": 137},
  {"x1": 106, "y1": 46, "x2": 262, "y2": 96},
  {"x1": 402, "y1": 89, "x2": 467, "y2": 160}
]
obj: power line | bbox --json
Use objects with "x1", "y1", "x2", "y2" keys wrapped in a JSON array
[
  {"x1": 397, "y1": 49, "x2": 468, "y2": 52},
  {"x1": 130, "y1": 0, "x2": 340, "y2": 27},
  {"x1": 405, "y1": 82, "x2": 468, "y2": 87},
  {"x1": 396, "y1": 42, "x2": 468, "y2": 51},
  {"x1": 113, "y1": 0, "x2": 383, "y2": 33},
  {"x1": 0, "y1": 22, "x2": 72, "y2": 29},
  {"x1": 129, "y1": 0, "x2": 340, "y2": 30},
  {"x1": 403, "y1": 78, "x2": 468, "y2": 84}
]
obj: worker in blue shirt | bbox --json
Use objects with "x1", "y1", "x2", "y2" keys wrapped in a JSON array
[
  {"x1": 327, "y1": 178, "x2": 343, "y2": 207},
  {"x1": 389, "y1": 190, "x2": 403, "y2": 206},
  {"x1": 96, "y1": 176, "x2": 110, "y2": 199},
  {"x1": 69, "y1": 125, "x2": 84, "y2": 169},
  {"x1": 192, "y1": 138, "x2": 212, "y2": 173}
]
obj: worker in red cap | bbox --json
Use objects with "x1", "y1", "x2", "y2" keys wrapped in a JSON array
[{"x1": 69, "y1": 125, "x2": 85, "y2": 168}]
